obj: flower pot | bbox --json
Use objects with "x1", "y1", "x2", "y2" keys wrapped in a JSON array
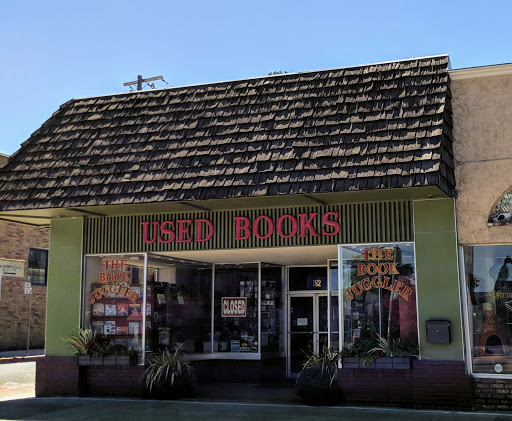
[
  {"x1": 375, "y1": 357, "x2": 394, "y2": 369},
  {"x1": 116, "y1": 355, "x2": 131, "y2": 366},
  {"x1": 103, "y1": 355, "x2": 117, "y2": 366},
  {"x1": 391, "y1": 357, "x2": 411, "y2": 369},
  {"x1": 91, "y1": 357, "x2": 104, "y2": 366},
  {"x1": 341, "y1": 357, "x2": 361, "y2": 369},
  {"x1": 77, "y1": 355, "x2": 91, "y2": 366}
]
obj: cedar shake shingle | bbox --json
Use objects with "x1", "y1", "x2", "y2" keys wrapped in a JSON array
[{"x1": 0, "y1": 56, "x2": 455, "y2": 211}]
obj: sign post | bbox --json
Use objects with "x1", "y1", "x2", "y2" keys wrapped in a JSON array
[{"x1": 25, "y1": 281, "x2": 32, "y2": 354}]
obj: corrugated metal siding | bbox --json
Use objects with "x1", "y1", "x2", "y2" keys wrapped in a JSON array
[{"x1": 84, "y1": 201, "x2": 413, "y2": 254}]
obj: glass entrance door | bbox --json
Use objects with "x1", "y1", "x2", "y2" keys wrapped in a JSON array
[{"x1": 288, "y1": 294, "x2": 328, "y2": 375}]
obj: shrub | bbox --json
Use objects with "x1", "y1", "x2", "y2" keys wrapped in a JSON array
[
  {"x1": 63, "y1": 326, "x2": 133, "y2": 358},
  {"x1": 295, "y1": 347, "x2": 342, "y2": 406},
  {"x1": 142, "y1": 347, "x2": 197, "y2": 399}
]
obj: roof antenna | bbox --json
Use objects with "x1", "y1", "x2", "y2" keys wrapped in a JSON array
[{"x1": 123, "y1": 75, "x2": 168, "y2": 91}]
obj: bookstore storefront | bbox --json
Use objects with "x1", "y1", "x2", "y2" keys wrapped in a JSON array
[
  {"x1": 79, "y1": 201, "x2": 418, "y2": 378},
  {"x1": 461, "y1": 189, "x2": 512, "y2": 376}
]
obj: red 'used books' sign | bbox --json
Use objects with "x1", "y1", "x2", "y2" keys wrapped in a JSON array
[{"x1": 221, "y1": 297, "x2": 247, "y2": 317}]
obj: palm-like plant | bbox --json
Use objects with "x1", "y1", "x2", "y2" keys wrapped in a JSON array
[
  {"x1": 369, "y1": 333, "x2": 419, "y2": 357},
  {"x1": 63, "y1": 326, "x2": 95, "y2": 355},
  {"x1": 295, "y1": 346, "x2": 342, "y2": 405},
  {"x1": 299, "y1": 347, "x2": 342, "y2": 387},
  {"x1": 142, "y1": 347, "x2": 196, "y2": 398}
]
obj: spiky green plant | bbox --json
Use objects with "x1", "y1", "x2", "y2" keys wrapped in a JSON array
[
  {"x1": 295, "y1": 346, "x2": 343, "y2": 405},
  {"x1": 63, "y1": 326, "x2": 95, "y2": 355},
  {"x1": 369, "y1": 333, "x2": 419, "y2": 358},
  {"x1": 142, "y1": 347, "x2": 196, "y2": 397},
  {"x1": 369, "y1": 333, "x2": 394, "y2": 356},
  {"x1": 299, "y1": 347, "x2": 342, "y2": 387}
]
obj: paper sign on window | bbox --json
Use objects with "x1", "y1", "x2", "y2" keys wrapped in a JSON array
[{"x1": 221, "y1": 297, "x2": 247, "y2": 317}]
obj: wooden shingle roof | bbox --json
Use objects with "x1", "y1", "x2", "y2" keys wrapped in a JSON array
[{"x1": 0, "y1": 55, "x2": 455, "y2": 212}]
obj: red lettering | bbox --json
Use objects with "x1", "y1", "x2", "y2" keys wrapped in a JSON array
[
  {"x1": 298, "y1": 213, "x2": 319, "y2": 237},
  {"x1": 253, "y1": 215, "x2": 274, "y2": 240},
  {"x1": 357, "y1": 263, "x2": 367, "y2": 276},
  {"x1": 142, "y1": 221, "x2": 159, "y2": 245},
  {"x1": 159, "y1": 220, "x2": 176, "y2": 244},
  {"x1": 177, "y1": 219, "x2": 193, "y2": 243},
  {"x1": 234, "y1": 216, "x2": 251, "y2": 240},
  {"x1": 382, "y1": 276, "x2": 391, "y2": 290},
  {"x1": 362, "y1": 249, "x2": 372, "y2": 260},
  {"x1": 401, "y1": 286, "x2": 413, "y2": 301},
  {"x1": 385, "y1": 249, "x2": 393, "y2": 260},
  {"x1": 366, "y1": 263, "x2": 378, "y2": 275},
  {"x1": 321, "y1": 211, "x2": 340, "y2": 236},
  {"x1": 344, "y1": 287, "x2": 355, "y2": 301},
  {"x1": 371, "y1": 276, "x2": 383, "y2": 288},
  {"x1": 195, "y1": 219, "x2": 214, "y2": 242},
  {"x1": 392, "y1": 280, "x2": 404, "y2": 294},
  {"x1": 351, "y1": 281, "x2": 363, "y2": 296},
  {"x1": 361, "y1": 277, "x2": 372, "y2": 291},
  {"x1": 378, "y1": 263, "x2": 389, "y2": 274},
  {"x1": 276, "y1": 214, "x2": 298, "y2": 239},
  {"x1": 99, "y1": 272, "x2": 107, "y2": 283},
  {"x1": 388, "y1": 262, "x2": 399, "y2": 275}
]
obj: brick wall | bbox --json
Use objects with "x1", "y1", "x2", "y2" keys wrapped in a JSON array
[
  {"x1": 82, "y1": 366, "x2": 145, "y2": 396},
  {"x1": 36, "y1": 357, "x2": 79, "y2": 396},
  {"x1": 339, "y1": 360, "x2": 472, "y2": 410},
  {"x1": 0, "y1": 221, "x2": 49, "y2": 351},
  {"x1": 473, "y1": 378, "x2": 512, "y2": 410}
]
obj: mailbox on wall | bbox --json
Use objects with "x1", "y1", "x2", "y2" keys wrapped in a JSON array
[{"x1": 426, "y1": 320, "x2": 451, "y2": 344}]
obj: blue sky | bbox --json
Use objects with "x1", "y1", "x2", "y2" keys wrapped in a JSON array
[{"x1": 1, "y1": 0, "x2": 511, "y2": 155}]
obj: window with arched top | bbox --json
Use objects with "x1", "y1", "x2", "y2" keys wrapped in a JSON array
[{"x1": 488, "y1": 187, "x2": 512, "y2": 226}]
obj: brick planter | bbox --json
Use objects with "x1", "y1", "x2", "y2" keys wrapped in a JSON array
[
  {"x1": 339, "y1": 360, "x2": 471, "y2": 410},
  {"x1": 341, "y1": 357, "x2": 412, "y2": 370},
  {"x1": 77, "y1": 355, "x2": 135, "y2": 366}
]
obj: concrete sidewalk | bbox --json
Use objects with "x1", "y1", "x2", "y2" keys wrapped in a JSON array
[
  {"x1": 1, "y1": 397, "x2": 512, "y2": 421},
  {"x1": 0, "y1": 350, "x2": 44, "y2": 365}
]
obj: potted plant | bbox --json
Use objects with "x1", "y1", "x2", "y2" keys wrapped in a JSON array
[
  {"x1": 63, "y1": 326, "x2": 96, "y2": 365},
  {"x1": 341, "y1": 333, "x2": 419, "y2": 369},
  {"x1": 295, "y1": 347, "x2": 342, "y2": 406},
  {"x1": 141, "y1": 346, "x2": 197, "y2": 399},
  {"x1": 64, "y1": 327, "x2": 133, "y2": 365},
  {"x1": 367, "y1": 334, "x2": 419, "y2": 369}
]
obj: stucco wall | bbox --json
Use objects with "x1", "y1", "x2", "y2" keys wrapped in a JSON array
[{"x1": 451, "y1": 73, "x2": 512, "y2": 245}]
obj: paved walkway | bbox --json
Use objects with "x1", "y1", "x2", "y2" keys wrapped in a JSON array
[
  {"x1": 0, "y1": 355, "x2": 511, "y2": 421},
  {"x1": 2, "y1": 396, "x2": 512, "y2": 421}
]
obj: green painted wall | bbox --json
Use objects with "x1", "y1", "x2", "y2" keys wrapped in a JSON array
[
  {"x1": 46, "y1": 218, "x2": 83, "y2": 356},
  {"x1": 414, "y1": 198, "x2": 463, "y2": 360}
]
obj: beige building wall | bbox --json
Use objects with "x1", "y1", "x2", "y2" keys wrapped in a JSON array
[{"x1": 451, "y1": 68, "x2": 512, "y2": 245}]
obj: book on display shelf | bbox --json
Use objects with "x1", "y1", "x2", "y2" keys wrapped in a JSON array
[{"x1": 104, "y1": 321, "x2": 116, "y2": 335}]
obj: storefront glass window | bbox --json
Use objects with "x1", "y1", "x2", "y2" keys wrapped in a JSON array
[
  {"x1": 464, "y1": 245, "x2": 512, "y2": 374},
  {"x1": 147, "y1": 256, "x2": 212, "y2": 354},
  {"x1": 84, "y1": 255, "x2": 284, "y2": 359},
  {"x1": 328, "y1": 260, "x2": 340, "y2": 352},
  {"x1": 261, "y1": 264, "x2": 283, "y2": 353},
  {"x1": 289, "y1": 266, "x2": 327, "y2": 291},
  {"x1": 83, "y1": 254, "x2": 145, "y2": 355},
  {"x1": 339, "y1": 243, "x2": 417, "y2": 353},
  {"x1": 214, "y1": 264, "x2": 259, "y2": 353}
]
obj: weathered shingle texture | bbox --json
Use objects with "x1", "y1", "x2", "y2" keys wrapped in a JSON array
[{"x1": 0, "y1": 56, "x2": 455, "y2": 211}]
